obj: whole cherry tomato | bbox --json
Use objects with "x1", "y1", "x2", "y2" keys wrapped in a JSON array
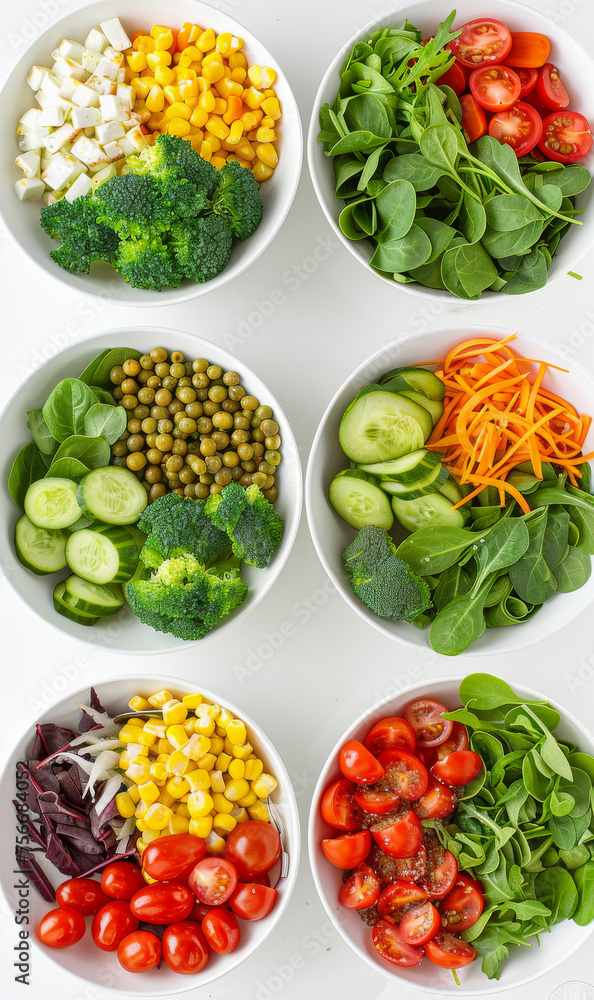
[
  {"x1": 223, "y1": 820, "x2": 281, "y2": 878},
  {"x1": 143, "y1": 833, "x2": 207, "y2": 881},
  {"x1": 117, "y1": 930, "x2": 162, "y2": 973},
  {"x1": 130, "y1": 883, "x2": 194, "y2": 924},
  {"x1": 56, "y1": 878, "x2": 109, "y2": 916},
  {"x1": 92, "y1": 900, "x2": 139, "y2": 952},
  {"x1": 202, "y1": 909, "x2": 241, "y2": 954},
  {"x1": 101, "y1": 862, "x2": 145, "y2": 901},
  {"x1": 162, "y1": 921, "x2": 210, "y2": 974},
  {"x1": 37, "y1": 907, "x2": 85, "y2": 949}
]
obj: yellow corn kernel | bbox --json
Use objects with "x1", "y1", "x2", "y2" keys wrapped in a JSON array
[
  {"x1": 176, "y1": 802, "x2": 191, "y2": 818},
  {"x1": 157, "y1": 790, "x2": 176, "y2": 808},
  {"x1": 168, "y1": 814, "x2": 190, "y2": 835},
  {"x1": 136, "y1": 817, "x2": 148, "y2": 832},
  {"x1": 128, "y1": 784, "x2": 141, "y2": 804},
  {"x1": 197, "y1": 90, "x2": 216, "y2": 115},
  {"x1": 215, "y1": 707, "x2": 232, "y2": 730},
  {"x1": 243, "y1": 86, "x2": 265, "y2": 110},
  {"x1": 224, "y1": 778, "x2": 250, "y2": 802},
  {"x1": 138, "y1": 781, "x2": 161, "y2": 804},
  {"x1": 182, "y1": 693, "x2": 203, "y2": 710},
  {"x1": 240, "y1": 111, "x2": 258, "y2": 131},
  {"x1": 261, "y1": 96, "x2": 281, "y2": 121},
  {"x1": 136, "y1": 800, "x2": 149, "y2": 819},
  {"x1": 229, "y1": 52, "x2": 248, "y2": 70},
  {"x1": 212, "y1": 792, "x2": 233, "y2": 815},
  {"x1": 244, "y1": 758, "x2": 264, "y2": 781},
  {"x1": 226, "y1": 154, "x2": 252, "y2": 169},
  {"x1": 232, "y1": 741, "x2": 254, "y2": 760},
  {"x1": 166, "y1": 725, "x2": 189, "y2": 750},
  {"x1": 166, "y1": 747, "x2": 196, "y2": 776},
  {"x1": 202, "y1": 53, "x2": 224, "y2": 84},
  {"x1": 205, "y1": 831, "x2": 226, "y2": 855},
  {"x1": 137, "y1": 36, "x2": 156, "y2": 55},
  {"x1": 183, "y1": 734, "x2": 211, "y2": 760},
  {"x1": 166, "y1": 776, "x2": 190, "y2": 798},
  {"x1": 247, "y1": 65, "x2": 263, "y2": 89},
  {"x1": 197, "y1": 752, "x2": 216, "y2": 771},
  {"x1": 149, "y1": 761, "x2": 168, "y2": 782},
  {"x1": 169, "y1": 118, "x2": 191, "y2": 137},
  {"x1": 150, "y1": 23, "x2": 169, "y2": 37},
  {"x1": 154, "y1": 65, "x2": 175, "y2": 87},
  {"x1": 256, "y1": 126, "x2": 276, "y2": 143},
  {"x1": 212, "y1": 154, "x2": 228, "y2": 169},
  {"x1": 248, "y1": 800, "x2": 270, "y2": 822},
  {"x1": 115, "y1": 791, "x2": 136, "y2": 818},
  {"x1": 183, "y1": 719, "x2": 196, "y2": 736},
  {"x1": 127, "y1": 718, "x2": 145, "y2": 728},
  {"x1": 119, "y1": 724, "x2": 144, "y2": 743},
  {"x1": 143, "y1": 719, "x2": 167, "y2": 738},
  {"x1": 165, "y1": 102, "x2": 192, "y2": 122},
  {"x1": 135, "y1": 728, "x2": 157, "y2": 747},
  {"x1": 226, "y1": 720, "x2": 247, "y2": 746},
  {"x1": 185, "y1": 769, "x2": 211, "y2": 792},
  {"x1": 234, "y1": 141, "x2": 256, "y2": 163},
  {"x1": 215, "y1": 77, "x2": 242, "y2": 99},
  {"x1": 148, "y1": 690, "x2": 173, "y2": 709},
  {"x1": 127, "y1": 743, "x2": 149, "y2": 759},
  {"x1": 145, "y1": 803, "x2": 173, "y2": 831},
  {"x1": 194, "y1": 714, "x2": 216, "y2": 737},
  {"x1": 262, "y1": 68, "x2": 277, "y2": 88},
  {"x1": 189, "y1": 816, "x2": 213, "y2": 838},
  {"x1": 188, "y1": 132, "x2": 203, "y2": 150},
  {"x1": 256, "y1": 142, "x2": 278, "y2": 169},
  {"x1": 230, "y1": 805, "x2": 249, "y2": 823},
  {"x1": 141, "y1": 827, "x2": 161, "y2": 844},
  {"x1": 252, "y1": 773, "x2": 278, "y2": 798},
  {"x1": 118, "y1": 750, "x2": 132, "y2": 768},
  {"x1": 181, "y1": 44, "x2": 202, "y2": 62},
  {"x1": 216, "y1": 753, "x2": 232, "y2": 772},
  {"x1": 197, "y1": 28, "x2": 216, "y2": 52},
  {"x1": 126, "y1": 757, "x2": 152, "y2": 784},
  {"x1": 230, "y1": 67, "x2": 247, "y2": 86},
  {"x1": 136, "y1": 837, "x2": 146, "y2": 854},
  {"x1": 177, "y1": 53, "x2": 192, "y2": 69},
  {"x1": 188, "y1": 790, "x2": 214, "y2": 817},
  {"x1": 217, "y1": 32, "x2": 243, "y2": 56},
  {"x1": 213, "y1": 97, "x2": 227, "y2": 115},
  {"x1": 163, "y1": 85, "x2": 182, "y2": 104},
  {"x1": 154, "y1": 28, "x2": 173, "y2": 50},
  {"x1": 127, "y1": 51, "x2": 147, "y2": 73},
  {"x1": 197, "y1": 703, "x2": 220, "y2": 719},
  {"x1": 157, "y1": 753, "x2": 169, "y2": 762},
  {"x1": 190, "y1": 107, "x2": 208, "y2": 128},
  {"x1": 263, "y1": 89, "x2": 275, "y2": 98},
  {"x1": 179, "y1": 79, "x2": 199, "y2": 100},
  {"x1": 260, "y1": 116, "x2": 275, "y2": 129},
  {"x1": 210, "y1": 770, "x2": 226, "y2": 794},
  {"x1": 236, "y1": 788, "x2": 258, "y2": 808},
  {"x1": 213, "y1": 813, "x2": 237, "y2": 835},
  {"x1": 209, "y1": 735, "x2": 224, "y2": 755},
  {"x1": 228, "y1": 758, "x2": 245, "y2": 780},
  {"x1": 158, "y1": 738, "x2": 175, "y2": 755},
  {"x1": 147, "y1": 50, "x2": 172, "y2": 72},
  {"x1": 130, "y1": 696, "x2": 151, "y2": 712}
]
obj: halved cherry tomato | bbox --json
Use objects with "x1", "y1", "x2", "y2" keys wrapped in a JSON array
[
  {"x1": 101, "y1": 862, "x2": 146, "y2": 902},
  {"x1": 419, "y1": 850, "x2": 458, "y2": 899},
  {"x1": 143, "y1": 833, "x2": 207, "y2": 881},
  {"x1": 223, "y1": 820, "x2": 281, "y2": 878},
  {"x1": 321, "y1": 830, "x2": 371, "y2": 869},
  {"x1": 416, "y1": 746, "x2": 437, "y2": 769},
  {"x1": 339, "y1": 863, "x2": 381, "y2": 910},
  {"x1": 363, "y1": 716, "x2": 416, "y2": 755},
  {"x1": 403, "y1": 698, "x2": 453, "y2": 748},
  {"x1": 117, "y1": 930, "x2": 162, "y2": 973},
  {"x1": 371, "y1": 809, "x2": 422, "y2": 859},
  {"x1": 188, "y1": 858, "x2": 238, "y2": 906},
  {"x1": 354, "y1": 784, "x2": 401, "y2": 816},
  {"x1": 372, "y1": 919, "x2": 423, "y2": 967},
  {"x1": 37, "y1": 907, "x2": 86, "y2": 949},
  {"x1": 377, "y1": 880, "x2": 428, "y2": 919},
  {"x1": 202, "y1": 909, "x2": 240, "y2": 954},
  {"x1": 435, "y1": 722, "x2": 468, "y2": 760},
  {"x1": 130, "y1": 883, "x2": 194, "y2": 924},
  {"x1": 339, "y1": 740, "x2": 385, "y2": 784},
  {"x1": 414, "y1": 778, "x2": 456, "y2": 819},
  {"x1": 470, "y1": 65, "x2": 521, "y2": 112},
  {"x1": 448, "y1": 18, "x2": 511, "y2": 70},
  {"x1": 425, "y1": 930, "x2": 477, "y2": 969},
  {"x1": 511, "y1": 66, "x2": 538, "y2": 99},
  {"x1": 439, "y1": 874, "x2": 485, "y2": 933},
  {"x1": 55, "y1": 878, "x2": 109, "y2": 916},
  {"x1": 536, "y1": 63, "x2": 570, "y2": 111},
  {"x1": 507, "y1": 32, "x2": 551, "y2": 69},
  {"x1": 460, "y1": 93, "x2": 487, "y2": 142},
  {"x1": 431, "y1": 750, "x2": 483, "y2": 786},
  {"x1": 320, "y1": 778, "x2": 360, "y2": 831},
  {"x1": 162, "y1": 921, "x2": 210, "y2": 974},
  {"x1": 377, "y1": 749, "x2": 428, "y2": 801},
  {"x1": 539, "y1": 110, "x2": 593, "y2": 163},
  {"x1": 229, "y1": 883, "x2": 278, "y2": 920},
  {"x1": 399, "y1": 900, "x2": 441, "y2": 946},
  {"x1": 91, "y1": 900, "x2": 139, "y2": 952},
  {"x1": 437, "y1": 60, "x2": 467, "y2": 95},
  {"x1": 489, "y1": 101, "x2": 543, "y2": 157}
]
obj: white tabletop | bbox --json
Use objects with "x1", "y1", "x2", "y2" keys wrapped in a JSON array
[{"x1": 1, "y1": 1, "x2": 594, "y2": 998}]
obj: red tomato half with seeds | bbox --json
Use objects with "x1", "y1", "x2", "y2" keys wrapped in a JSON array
[
  {"x1": 321, "y1": 830, "x2": 371, "y2": 869},
  {"x1": 339, "y1": 864, "x2": 381, "y2": 910},
  {"x1": 431, "y1": 750, "x2": 483, "y2": 786},
  {"x1": 377, "y1": 748, "x2": 428, "y2": 801},
  {"x1": 511, "y1": 66, "x2": 538, "y2": 99},
  {"x1": 55, "y1": 878, "x2": 109, "y2": 916},
  {"x1": 437, "y1": 60, "x2": 467, "y2": 95},
  {"x1": 403, "y1": 698, "x2": 453, "y2": 748},
  {"x1": 460, "y1": 94, "x2": 487, "y2": 142},
  {"x1": 363, "y1": 716, "x2": 416, "y2": 755},
  {"x1": 425, "y1": 930, "x2": 477, "y2": 969},
  {"x1": 339, "y1": 740, "x2": 385, "y2": 784},
  {"x1": 435, "y1": 722, "x2": 468, "y2": 760},
  {"x1": 414, "y1": 778, "x2": 456, "y2": 819},
  {"x1": 470, "y1": 65, "x2": 521, "y2": 112},
  {"x1": 372, "y1": 919, "x2": 423, "y2": 967},
  {"x1": 371, "y1": 809, "x2": 423, "y2": 859},
  {"x1": 439, "y1": 874, "x2": 485, "y2": 933},
  {"x1": 162, "y1": 921, "x2": 210, "y2": 975},
  {"x1": 399, "y1": 900, "x2": 441, "y2": 946},
  {"x1": 320, "y1": 778, "x2": 360, "y2": 831},
  {"x1": 101, "y1": 862, "x2": 146, "y2": 902},
  {"x1": 377, "y1": 881, "x2": 428, "y2": 919},
  {"x1": 229, "y1": 883, "x2": 278, "y2": 920},
  {"x1": 539, "y1": 110, "x2": 593, "y2": 163},
  {"x1": 130, "y1": 883, "x2": 194, "y2": 924},
  {"x1": 419, "y1": 850, "x2": 458, "y2": 899},
  {"x1": 536, "y1": 63, "x2": 570, "y2": 111},
  {"x1": 92, "y1": 900, "x2": 139, "y2": 952},
  {"x1": 489, "y1": 101, "x2": 543, "y2": 157},
  {"x1": 37, "y1": 907, "x2": 86, "y2": 949},
  {"x1": 143, "y1": 833, "x2": 207, "y2": 881},
  {"x1": 188, "y1": 858, "x2": 238, "y2": 906},
  {"x1": 354, "y1": 784, "x2": 401, "y2": 815},
  {"x1": 448, "y1": 18, "x2": 512, "y2": 69},
  {"x1": 117, "y1": 930, "x2": 162, "y2": 973},
  {"x1": 202, "y1": 909, "x2": 240, "y2": 954}
]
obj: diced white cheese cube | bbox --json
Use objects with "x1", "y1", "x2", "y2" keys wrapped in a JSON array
[
  {"x1": 99, "y1": 18, "x2": 132, "y2": 52},
  {"x1": 116, "y1": 67, "x2": 126, "y2": 84},
  {"x1": 104, "y1": 45, "x2": 125, "y2": 62},
  {"x1": 85, "y1": 28, "x2": 108, "y2": 53},
  {"x1": 99, "y1": 95, "x2": 126, "y2": 122},
  {"x1": 82, "y1": 49, "x2": 101, "y2": 73},
  {"x1": 27, "y1": 65, "x2": 50, "y2": 91},
  {"x1": 96, "y1": 119, "x2": 125, "y2": 145},
  {"x1": 72, "y1": 84, "x2": 100, "y2": 108},
  {"x1": 16, "y1": 151, "x2": 41, "y2": 179},
  {"x1": 44, "y1": 190, "x2": 63, "y2": 206},
  {"x1": 116, "y1": 84, "x2": 133, "y2": 111},
  {"x1": 40, "y1": 73, "x2": 62, "y2": 101},
  {"x1": 42, "y1": 151, "x2": 77, "y2": 190},
  {"x1": 62, "y1": 153, "x2": 87, "y2": 182},
  {"x1": 15, "y1": 177, "x2": 46, "y2": 201},
  {"x1": 19, "y1": 108, "x2": 43, "y2": 129},
  {"x1": 40, "y1": 105, "x2": 65, "y2": 127},
  {"x1": 103, "y1": 139, "x2": 125, "y2": 161},
  {"x1": 52, "y1": 57, "x2": 88, "y2": 82},
  {"x1": 124, "y1": 125, "x2": 147, "y2": 151},
  {"x1": 118, "y1": 136, "x2": 135, "y2": 156},
  {"x1": 70, "y1": 106, "x2": 101, "y2": 129},
  {"x1": 95, "y1": 56, "x2": 121, "y2": 81},
  {"x1": 86, "y1": 73, "x2": 117, "y2": 96},
  {"x1": 34, "y1": 89, "x2": 50, "y2": 108},
  {"x1": 59, "y1": 39, "x2": 86, "y2": 63},
  {"x1": 70, "y1": 134, "x2": 110, "y2": 167},
  {"x1": 44, "y1": 123, "x2": 80, "y2": 154},
  {"x1": 66, "y1": 172, "x2": 93, "y2": 202},
  {"x1": 57, "y1": 77, "x2": 78, "y2": 100},
  {"x1": 91, "y1": 163, "x2": 117, "y2": 189},
  {"x1": 18, "y1": 129, "x2": 50, "y2": 153}
]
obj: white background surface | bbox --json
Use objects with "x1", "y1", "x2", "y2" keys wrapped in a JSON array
[{"x1": 1, "y1": 1, "x2": 594, "y2": 999}]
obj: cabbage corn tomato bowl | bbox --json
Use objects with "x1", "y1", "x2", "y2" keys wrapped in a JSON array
[{"x1": 0, "y1": 675, "x2": 300, "y2": 995}]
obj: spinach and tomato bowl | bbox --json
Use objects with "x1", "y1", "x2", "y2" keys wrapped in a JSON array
[
  {"x1": 309, "y1": 674, "x2": 594, "y2": 993},
  {"x1": 307, "y1": 0, "x2": 594, "y2": 301},
  {"x1": 305, "y1": 326, "x2": 594, "y2": 655},
  {"x1": 0, "y1": 327, "x2": 302, "y2": 654}
]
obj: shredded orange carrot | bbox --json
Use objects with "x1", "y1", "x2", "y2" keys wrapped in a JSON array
[{"x1": 423, "y1": 334, "x2": 594, "y2": 513}]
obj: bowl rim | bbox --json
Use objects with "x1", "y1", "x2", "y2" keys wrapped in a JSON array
[
  {"x1": 307, "y1": 672, "x2": 594, "y2": 995},
  {"x1": 0, "y1": 0, "x2": 304, "y2": 307},
  {"x1": 0, "y1": 324, "x2": 303, "y2": 654},
  {"x1": 1, "y1": 671, "x2": 302, "y2": 996},
  {"x1": 306, "y1": 0, "x2": 594, "y2": 303},
  {"x1": 304, "y1": 323, "x2": 594, "y2": 655}
]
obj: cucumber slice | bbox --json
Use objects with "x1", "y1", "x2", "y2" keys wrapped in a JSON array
[
  {"x1": 63, "y1": 575, "x2": 124, "y2": 616},
  {"x1": 381, "y1": 463, "x2": 448, "y2": 500},
  {"x1": 53, "y1": 582, "x2": 100, "y2": 626},
  {"x1": 77, "y1": 467, "x2": 147, "y2": 525},
  {"x1": 380, "y1": 366, "x2": 445, "y2": 401},
  {"x1": 439, "y1": 476, "x2": 464, "y2": 504},
  {"x1": 329, "y1": 469, "x2": 393, "y2": 530},
  {"x1": 65, "y1": 525, "x2": 138, "y2": 584},
  {"x1": 397, "y1": 390, "x2": 444, "y2": 427},
  {"x1": 359, "y1": 450, "x2": 441, "y2": 483},
  {"x1": 392, "y1": 493, "x2": 466, "y2": 532},
  {"x1": 15, "y1": 515, "x2": 68, "y2": 575},
  {"x1": 339, "y1": 386, "x2": 430, "y2": 464},
  {"x1": 24, "y1": 477, "x2": 81, "y2": 530}
]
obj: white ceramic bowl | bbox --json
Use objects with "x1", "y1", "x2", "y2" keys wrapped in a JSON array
[
  {"x1": 305, "y1": 325, "x2": 594, "y2": 655},
  {"x1": 0, "y1": 327, "x2": 302, "y2": 653},
  {"x1": 309, "y1": 674, "x2": 594, "y2": 994},
  {"x1": 0, "y1": 674, "x2": 300, "y2": 995},
  {"x1": 308, "y1": 0, "x2": 594, "y2": 302},
  {"x1": 0, "y1": 0, "x2": 302, "y2": 306}
]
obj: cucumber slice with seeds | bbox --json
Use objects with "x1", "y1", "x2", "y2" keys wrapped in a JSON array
[
  {"x1": 63, "y1": 575, "x2": 124, "y2": 616},
  {"x1": 65, "y1": 525, "x2": 138, "y2": 584},
  {"x1": 77, "y1": 466, "x2": 147, "y2": 525},
  {"x1": 379, "y1": 366, "x2": 445, "y2": 401},
  {"x1": 15, "y1": 515, "x2": 68, "y2": 575},
  {"x1": 53, "y1": 582, "x2": 100, "y2": 626},
  {"x1": 359, "y1": 450, "x2": 441, "y2": 483},
  {"x1": 339, "y1": 386, "x2": 430, "y2": 464},
  {"x1": 381, "y1": 463, "x2": 448, "y2": 500},
  {"x1": 439, "y1": 477, "x2": 464, "y2": 504},
  {"x1": 329, "y1": 469, "x2": 393, "y2": 530},
  {"x1": 392, "y1": 493, "x2": 467, "y2": 532},
  {"x1": 24, "y1": 477, "x2": 81, "y2": 530}
]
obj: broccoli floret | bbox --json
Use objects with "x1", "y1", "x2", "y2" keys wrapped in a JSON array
[
  {"x1": 116, "y1": 234, "x2": 183, "y2": 290},
  {"x1": 40, "y1": 194, "x2": 119, "y2": 273},
  {"x1": 170, "y1": 215, "x2": 233, "y2": 283},
  {"x1": 211, "y1": 160, "x2": 263, "y2": 241},
  {"x1": 124, "y1": 552, "x2": 248, "y2": 640},
  {"x1": 94, "y1": 173, "x2": 173, "y2": 238},
  {"x1": 205, "y1": 483, "x2": 284, "y2": 568},
  {"x1": 128, "y1": 133, "x2": 218, "y2": 197},
  {"x1": 136, "y1": 493, "x2": 230, "y2": 565},
  {"x1": 343, "y1": 525, "x2": 431, "y2": 623}
]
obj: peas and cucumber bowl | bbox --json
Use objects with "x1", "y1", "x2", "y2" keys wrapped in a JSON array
[
  {"x1": 1, "y1": 328, "x2": 302, "y2": 653},
  {"x1": 305, "y1": 326, "x2": 594, "y2": 656}
]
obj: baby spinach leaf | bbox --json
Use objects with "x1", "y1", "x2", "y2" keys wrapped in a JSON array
[
  {"x1": 339, "y1": 199, "x2": 374, "y2": 240},
  {"x1": 26, "y1": 409, "x2": 58, "y2": 457},
  {"x1": 42, "y1": 378, "x2": 97, "y2": 443},
  {"x1": 370, "y1": 224, "x2": 431, "y2": 271},
  {"x1": 554, "y1": 545, "x2": 592, "y2": 592},
  {"x1": 458, "y1": 192, "x2": 486, "y2": 243},
  {"x1": 484, "y1": 194, "x2": 544, "y2": 231},
  {"x1": 482, "y1": 220, "x2": 545, "y2": 257},
  {"x1": 383, "y1": 152, "x2": 445, "y2": 190},
  {"x1": 542, "y1": 163, "x2": 591, "y2": 197},
  {"x1": 84, "y1": 403, "x2": 126, "y2": 445},
  {"x1": 534, "y1": 867, "x2": 578, "y2": 924},
  {"x1": 471, "y1": 519, "x2": 530, "y2": 594},
  {"x1": 414, "y1": 217, "x2": 457, "y2": 262},
  {"x1": 330, "y1": 130, "x2": 388, "y2": 155},
  {"x1": 343, "y1": 93, "x2": 392, "y2": 137},
  {"x1": 89, "y1": 386, "x2": 115, "y2": 405},
  {"x1": 47, "y1": 457, "x2": 92, "y2": 481},
  {"x1": 501, "y1": 248, "x2": 548, "y2": 294},
  {"x1": 508, "y1": 509, "x2": 558, "y2": 604},
  {"x1": 395, "y1": 526, "x2": 478, "y2": 574},
  {"x1": 51, "y1": 435, "x2": 111, "y2": 470},
  {"x1": 459, "y1": 674, "x2": 531, "y2": 711},
  {"x1": 78, "y1": 349, "x2": 112, "y2": 386},
  {"x1": 374, "y1": 179, "x2": 417, "y2": 240},
  {"x1": 82, "y1": 348, "x2": 141, "y2": 389},
  {"x1": 568, "y1": 752, "x2": 594, "y2": 782},
  {"x1": 432, "y1": 564, "x2": 472, "y2": 611},
  {"x1": 429, "y1": 576, "x2": 492, "y2": 655},
  {"x1": 543, "y1": 506, "x2": 570, "y2": 569},
  {"x1": 8, "y1": 443, "x2": 47, "y2": 508},
  {"x1": 561, "y1": 845, "x2": 590, "y2": 870},
  {"x1": 573, "y1": 861, "x2": 594, "y2": 925},
  {"x1": 484, "y1": 575, "x2": 512, "y2": 608},
  {"x1": 419, "y1": 123, "x2": 460, "y2": 173},
  {"x1": 334, "y1": 156, "x2": 364, "y2": 198}
]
